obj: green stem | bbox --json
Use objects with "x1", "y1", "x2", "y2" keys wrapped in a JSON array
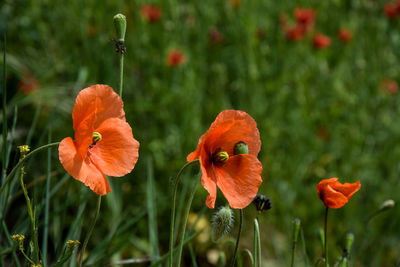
[
  {"x1": 79, "y1": 195, "x2": 102, "y2": 267},
  {"x1": 19, "y1": 247, "x2": 35, "y2": 265},
  {"x1": 1, "y1": 34, "x2": 7, "y2": 183},
  {"x1": 168, "y1": 159, "x2": 199, "y2": 267},
  {"x1": 19, "y1": 156, "x2": 39, "y2": 263},
  {"x1": 0, "y1": 142, "x2": 60, "y2": 196},
  {"x1": 254, "y1": 218, "x2": 261, "y2": 267},
  {"x1": 231, "y1": 209, "x2": 243, "y2": 267},
  {"x1": 42, "y1": 129, "x2": 52, "y2": 266},
  {"x1": 176, "y1": 178, "x2": 199, "y2": 267},
  {"x1": 119, "y1": 52, "x2": 124, "y2": 97},
  {"x1": 324, "y1": 207, "x2": 329, "y2": 267}
]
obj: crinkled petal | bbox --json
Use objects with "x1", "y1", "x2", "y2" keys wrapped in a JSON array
[
  {"x1": 316, "y1": 177, "x2": 338, "y2": 199},
  {"x1": 215, "y1": 154, "x2": 263, "y2": 209},
  {"x1": 59, "y1": 137, "x2": 111, "y2": 195},
  {"x1": 198, "y1": 146, "x2": 217, "y2": 208},
  {"x1": 323, "y1": 185, "x2": 349, "y2": 209},
  {"x1": 331, "y1": 180, "x2": 361, "y2": 199},
  {"x1": 89, "y1": 118, "x2": 139, "y2": 177},
  {"x1": 72, "y1": 84, "x2": 125, "y2": 131}
]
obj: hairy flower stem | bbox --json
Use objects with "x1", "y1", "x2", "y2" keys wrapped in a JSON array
[
  {"x1": 19, "y1": 155, "x2": 39, "y2": 264},
  {"x1": 79, "y1": 195, "x2": 102, "y2": 267},
  {"x1": 119, "y1": 53, "x2": 124, "y2": 97},
  {"x1": 230, "y1": 209, "x2": 243, "y2": 267},
  {"x1": 168, "y1": 159, "x2": 199, "y2": 267},
  {"x1": 0, "y1": 142, "x2": 60, "y2": 196},
  {"x1": 324, "y1": 207, "x2": 329, "y2": 267}
]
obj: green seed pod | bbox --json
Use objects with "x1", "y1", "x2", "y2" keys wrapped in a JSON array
[
  {"x1": 234, "y1": 141, "x2": 248, "y2": 155},
  {"x1": 113, "y1": 14, "x2": 126, "y2": 41},
  {"x1": 211, "y1": 206, "x2": 234, "y2": 242},
  {"x1": 292, "y1": 218, "x2": 301, "y2": 243}
]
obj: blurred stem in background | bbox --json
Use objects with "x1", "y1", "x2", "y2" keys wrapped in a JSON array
[
  {"x1": 42, "y1": 129, "x2": 52, "y2": 266},
  {"x1": 290, "y1": 218, "x2": 301, "y2": 267},
  {"x1": 324, "y1": 207, "x2": 329, "y2": 267},
  {"x1": 253, "y1": 218, "x2": 261, "y2": 267}
]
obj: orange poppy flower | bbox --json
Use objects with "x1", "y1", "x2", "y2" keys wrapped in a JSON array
[
  {"x1": 141, "y1": 4, "x2": 162, "y2": 23},
  {"x1": 338, "y1": 28, "x2": 352, "y2": 44},
  {"x1": 294, "y1": 8, "x2": 316, "y2": 31},
  {"x1": 313, "y1": 33, "x2": 331, "y2": 49},
  {"x1": 58, "y1": 84, "x2": 139, "y2": 195},
  {"x1": 187, "y1": 110, "x2": 263, "y2": 209},
  {"x1": 166, "y1": 49, "x2": 186, "y2": 67},
  {"x1": 317, "y1": 178, "x2": 361, "y2": 209}
]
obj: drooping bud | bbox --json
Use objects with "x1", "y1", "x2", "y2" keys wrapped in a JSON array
[
  {"x1": 380, "y1": 199, "x2": 395, "y2": 211},
  {"x1": 253, "y1": 194, "x2": 272, "y2": 212},
  {"x1": 92, "y1": 132, "x2": 102, "y2": 143},
  {"x1": 211, "y1": 206, "x2": 234, "y2": 242},
  {"x1": 212, "y1": 149, "x2": 229, "y2": 166},
  {"x1": 18, "y1": 145, "x2": 30, "y2": 159},
  {"x1": 113, "y1": 14, "x2": 126, "y2": 42},
  {"x1": 234, "y1": 141, "x2": 248, "y2": 155}
]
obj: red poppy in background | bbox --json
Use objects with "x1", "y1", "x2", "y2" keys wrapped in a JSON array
[
  {"x1": 382, "y1": 80, "x2": 398, "y2": 95},
  {"x1": 209, "y1": 27, "x2": 224, "y2": 44},
  {"x1": 313, "y1": 33, "x2": 331, "y2": 49},
  {"x1": 59, "y1": 85, "x2": 139, "y2": 195},
  {"x1": 285, "y1": 24, "x2": 305, "y2": 41},
  {"x1": 166, "y1": 49, "x2": 186, "y2": 66},
  {"x1": 317, "y1": 178, "x2": 361, "y2": 209},
  {"x1": 141, "y1": 4, "x2": 162, "y2": 23},
  {"x1": 294, "y1": 8, "x2": 316, "y2": 31},
  {"x1": 187, "y1": 110, "x2": 263, "y2": 209},
  {"x1": 338, "y1": 28, "x2": 352, "y2": 44},
  {"x1": 384, "y1": 2, "x2": 398, "y2": 19},
  {"x1": 18, "y1": 72, "x2": 39, "y2": 94}
]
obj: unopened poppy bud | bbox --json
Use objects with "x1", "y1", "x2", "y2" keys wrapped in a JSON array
[
  {"x1": 380, "y1": 199, "x2": 395, "y2": 211},
  {"x1": 66, "y1": 240, "x2": 80, "y2": 249},
  {"x1": 292, "y1": 218, "x2": 301, "y2": 243},
  {"x1": 212, "y1": 149, "x2": 229, "y2": 166},
  {"x1": 318, "y1": 227, "x2": 325, "y2": 247},
  {"x1": 18, "y1": 145, "x2": 30, "y2": 158},
  {"x1": 92, "y1": 132, "x2": 102, "y2": 143},
  {"x1": 253, "y1": 194, "x2": 272, "y2": 212},
  {"x1": 211, "y1": 206, "x2": 234, "y2": 242},
  {"x1": 234, "y1": 141, "x2": 248, "y2": 155},
  {"x1": 113, "y1": 14, "x2": 126, "y2": 42}
]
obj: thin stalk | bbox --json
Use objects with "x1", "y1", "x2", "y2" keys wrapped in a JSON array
[
  {"x1": 0, "y1": 142, "x2": 60, "y2": 196},
  {"x1": 2, "y1": 222, "x2": 21, "y2": 267},
  {"x1": 42, "y1": 129, "x2": 52, "y2": 266},
  {"x1": 230, "y1": 209, "x2": 243, "y2": 267},
  {"x1": 324, "y1": 207, "x2": 329, "y2": 267},
  {"x1": 119, "y1": 53, "x2": 124, "y2": 97},
  {"x1": 19, "y1": 156, "x2": 39, "y2": 263},
  {"x1": 253, "y1": 218, "x2": 261, "y2": 267},
  {"x1": 1, "y1": 34, "x2": 7, "y2": 184},
  {"x1": 176, "y1": 178, "x2": 199, "y2": 267},
  {"x1": 79, "y1": 195, "x2": 102, "y2": 267},
  {"x1": 168, "y1": 159, "x2": 199, "y2": 267}
]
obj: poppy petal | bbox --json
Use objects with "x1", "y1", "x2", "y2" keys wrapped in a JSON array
[
  {"x1": 205, "y1": 110, "x2": 261, "y2": 156},
  {"x1": 330, "y1": 180, "x2": 361, "y2": 199},
  {"x1": 323, "y1": 184, "x2": 349, "y2": 209},
  {"x1": 316, "y1": 177, "x2": 338, "y2": 199},
  {"x1": 198, "y1": 146, "x2": 217, "y2": 208},
  {"x1": 215, "y1": 154, "x2": 263, "y2": 209},
  {"x1": 59, "y1": 137, "x2": 111, "y2": 195},
  {"x1": 72, "y1": 84, "x2": 125, "y2": 132},
  {"x1": 88, "y1": 118, "x2": 139, "y2": 177}
]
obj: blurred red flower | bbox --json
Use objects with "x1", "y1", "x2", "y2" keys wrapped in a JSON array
[
  {"x1": 141, "y1": 5, "x2": 162, "y2": 23},
  {"x1": 338, "y1": 28, "x2": 352, "y2": 44},
  {"x1": 285, "y1": 24, "x2": 305, "y2": 41},
  {"x1": 384, "y1": 2, "x2": 398, "y2": 19},
  {"x1": 209, "y1": 27, "x2": 224, "y2": 44},
  {"x1": 166, "y1": 49, "x2": 186, "y2": 66},
  {"x1": 382, "y1": 80, "x2": 398, "y2": 95},
  {"x1": 317, "y1": 178, "x2": 361, "y2": 209},
  {"x1": 187, "y1": 110, "x2": 263, "y2": 209},
  {"x1": 18, "y1": 72, "x2": 39, "y2": 94},
  {"x1": 58, "y1": 85, "x2": 140, "y2": 195},
  {"x1": 313, "y1": 33, "x2": 331, "y2": 49},
  {"x1": 294, "y1": 8, "x2": 316, "y2": 31}
]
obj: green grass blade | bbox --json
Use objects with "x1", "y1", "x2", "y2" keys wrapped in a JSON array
[{"x1": 146, "y1": 156, "x2": 160, "y2": 258}]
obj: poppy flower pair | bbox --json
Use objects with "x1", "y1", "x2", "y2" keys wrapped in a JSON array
[
  {"x1": 58, "y1": 85, "x2": 139, "y2": 195},
  {"x1": 317, "y1": 178, "x2": 361, "y2": 209}
]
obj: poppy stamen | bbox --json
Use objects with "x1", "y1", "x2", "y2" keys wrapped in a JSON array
[{"x1": 212, "y1": 148, "x2": 229, "y2": 166}]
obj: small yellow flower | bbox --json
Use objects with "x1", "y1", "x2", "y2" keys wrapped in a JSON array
[
  {"x1": 17, "y1": 145, "x2": 30, "y2": 158},
  {"x1": 66, "y1": 240, "x2": 80, "y2": 249},
  {"x1": 11, "y1": 234, "x2": 25, "y2": 243}
]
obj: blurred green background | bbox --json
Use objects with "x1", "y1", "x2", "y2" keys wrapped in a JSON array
[{"x1": 1, "y1": 0, "x2": 400, "y2": 266}]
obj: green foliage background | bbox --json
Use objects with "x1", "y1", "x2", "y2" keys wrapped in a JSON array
[{"x1": 1, "y1": 0, "x2": 400, "y2": 266}]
